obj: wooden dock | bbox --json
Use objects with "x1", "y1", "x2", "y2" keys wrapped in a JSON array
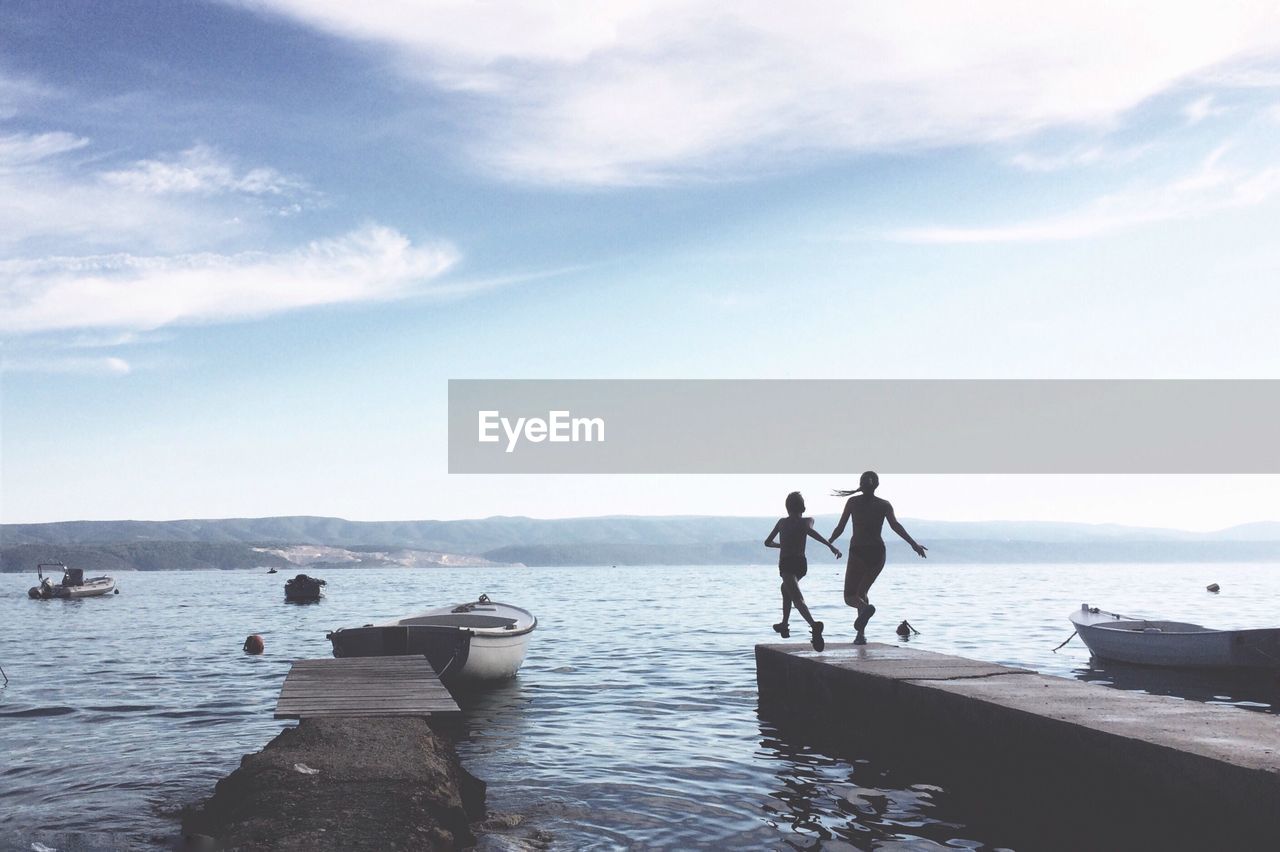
[{"x1": 274, "y1": 657, "x2": 460, "y2": 719}]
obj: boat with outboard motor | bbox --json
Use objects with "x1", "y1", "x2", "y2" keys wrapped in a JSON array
[
  {"x1": 28, "y1": 563, "x2": 117, "y2": 599},
  {"x1": 326, "y1": 594, "x2": 536, "y2": 682},
  {"x1": 1071, "y1": 604, "x2": 1280, "y2": 669}
]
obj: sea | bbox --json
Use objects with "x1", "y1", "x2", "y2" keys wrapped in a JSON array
[{"x1": 2, "y1": 562, "x2": 1277, "y2": 851}]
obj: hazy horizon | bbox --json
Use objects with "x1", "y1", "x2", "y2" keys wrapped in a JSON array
[{"x1": 7, "y1": 491, "x2": 1280, "y2": 535}]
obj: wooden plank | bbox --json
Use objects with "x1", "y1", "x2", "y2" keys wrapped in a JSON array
[
  {"x1": 276, "y1": 702, "x2": 459, "y2": 712},
  {"x1": 276, "y1": 694, "x2": 457, "y2": 705},
  {"x1": 290, "y1": 658, "x2": 431, "y2": 667},
  {"x1": 277, "y1": 680, "x2": 453, "y2": 685},
  {"x1": 271, "y1": 701, "x2": 450, "y2": 716},
  {"x1": 273, "y1": 657, "x2": 459, "y2": 719},
  {"x1": 278, "y1": 676, "x2": 444, "y2": 684},
  {"x1": 278, "y1": 690, "x2": 451, "y2": 699}
]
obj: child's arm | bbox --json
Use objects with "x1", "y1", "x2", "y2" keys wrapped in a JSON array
[
  {"x1": 886, "y1": 503, "x2": 927, "y2": 558},
  {"x1": 764, "y1": 519, "x2": 782, "y2": 548},
  {"x1": 805, "y1": 523, "x2": 842, "y2": 558}
]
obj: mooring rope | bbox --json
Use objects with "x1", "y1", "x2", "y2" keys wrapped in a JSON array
[{"x1": 1052, "y1": 631, "x2": 1077, "y2": 652}]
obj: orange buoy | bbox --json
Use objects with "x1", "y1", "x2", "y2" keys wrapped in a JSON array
[{"x1": 243, "y1": 634, "x2": 265, "y2": 655}]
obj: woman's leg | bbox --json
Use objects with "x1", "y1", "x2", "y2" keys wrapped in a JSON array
[
  {"x1": 843, "y1": 554, "x2": 869, "y2": 609},
  {"x1": 854, "y1": 561, "x2": 886, "y2": 605},
  {"x1": 782, "y1": 575, "x2": 815, "y2": 627}
]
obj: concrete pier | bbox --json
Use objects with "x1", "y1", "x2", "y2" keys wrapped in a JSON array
[{"x1": 757, "y1": 642, "x2": 1280, "y2": 850}]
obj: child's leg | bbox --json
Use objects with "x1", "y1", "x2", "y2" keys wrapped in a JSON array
[
  {"x1": 782, "y1": 575, "x2": 816, "y2": 627},
  {"x1": 779, "y1": 582, "x2": 792, "y2": 624}
]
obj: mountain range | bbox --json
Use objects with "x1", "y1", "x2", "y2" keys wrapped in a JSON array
[{"x1": 3, "y1": 515, "x2": 1280, "y2": 571}]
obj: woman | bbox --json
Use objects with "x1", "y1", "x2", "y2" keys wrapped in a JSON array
[{"x1": 828, "y1": 472, "x2": 927, "y2": 644}]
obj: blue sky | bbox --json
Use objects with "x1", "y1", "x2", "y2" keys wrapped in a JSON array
[{"x1": 4, "y1": 1, "x2": 1280, "y2": 527}]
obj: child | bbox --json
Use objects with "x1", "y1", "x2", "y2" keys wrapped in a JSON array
[{"x1": 765, "y1": 491, "x2": 842, "y2": 651}]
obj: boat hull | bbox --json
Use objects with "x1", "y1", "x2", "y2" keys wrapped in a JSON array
[
  {"x1": 1071, "y1": 606, "x2": 1280, "y2": 669},
  {"x1": 327, "y1": 598, "x2": 535, "y2": 682},
  {"x1": 28, "y1": 577, "x2": 115, "y2": 599}
]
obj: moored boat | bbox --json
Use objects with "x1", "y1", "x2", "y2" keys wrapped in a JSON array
[
  {"x1": 1070, "y1": 604, "x2": 1280, "y2": 669},
  {"x1": 28, "y1": 563, "x2": 117, "y2": 600},
  {"x1": 327, "y1": 595, "x2": 536, "y2": 682},
  {"x1": 284, "y1": 573, "x2": 326, "y2": 602}
]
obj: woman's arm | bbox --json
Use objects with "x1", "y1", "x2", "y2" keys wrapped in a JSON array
[
  {"x1": 828, "y1": 499, "x2": 852, "y2": 543},
  {"x1": 764, "y1": 519, "x2": 782, "y2": 548},
  {"x1": 806, "y1": 524, "x2": 842, "y2": 557},
  {"x1": 886, "y1": 503, "x2": 927, "y2": 558}
]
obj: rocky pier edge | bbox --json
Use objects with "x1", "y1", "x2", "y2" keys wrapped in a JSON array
[{"x1": 181, "y1": 716, "x2": 489, "y2": 851}]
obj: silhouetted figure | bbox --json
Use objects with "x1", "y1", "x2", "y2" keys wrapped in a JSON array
[
  {"x1": 829, "y1": 472, "x2": 927, "y2": 645},
  {"x1": 765, "y1": 491, "x2": 842, "y2": 651}
]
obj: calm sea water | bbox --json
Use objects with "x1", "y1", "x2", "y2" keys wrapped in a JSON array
[{"x1": 2, "y1": 562, "x2": 1277, "y2": 851}]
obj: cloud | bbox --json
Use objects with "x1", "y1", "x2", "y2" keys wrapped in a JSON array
[
  {"x1": 1182, "y1": 94, "x2": 1223, "y2": 124},
  {"x1": 0, "y1": 132, "x2": 316, "y2": 250},
  {"x1": 0, "y1": 225, "x2": 459, "y2": 334},
  {"x1": 0, "y1": 355, "x2": 132, "y2": 376},
  {"x1": 0, "y1": 131, "x2": 230, "y2": 250},
  {"x1": 0, "y1": 131, "x2": 90, "y2": 165},
  {"x1": 889, "y1": 146, "x2": 1280, "y2": 244},
  {"x1": 100, "y1": 144, "x2": 313, "y2": 199},
  {"x1": 0, "y1": 72, "x2": 54, "y2": 119},
  {"x1": 1008, "y1": 143, "x2": 1153, "y2": 173},
  {"x1": 237, "y1": 1, "x2": 1280, "y2": 184}
]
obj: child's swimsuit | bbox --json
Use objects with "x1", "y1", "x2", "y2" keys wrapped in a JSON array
[{"x1": 777, "y1": 515, "x2": 809, "y2": 579}]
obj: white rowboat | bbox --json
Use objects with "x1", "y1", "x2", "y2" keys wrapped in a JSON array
[
  {"x1": 327, "y1": 595, "x2": 535, "y2": 682},
  {"x1": 1070, "y1": 604, "x2": 1280, "y2": 670}
]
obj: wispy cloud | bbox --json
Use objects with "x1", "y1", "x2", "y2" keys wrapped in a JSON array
[
  {"x1": 0, "y1": 131, "x2": 89, "y2": 164},
  {"x1": 0, "y1": 131, "x2": 232, "y2": 250},
  {"x1": 890, "y1": 146, "x2": 1280, "y2": 244},
  {"x1": 1, "y1": 355, "x2": 132, "y2": 376},
  {"x1": 0, "y1": 71, "x2": 54, "y2": 119},
  {"x1": 101, "y1": 144, "x2": 313, "y2": 199},
  {"x1": 239, "y1": 1, "x2": 1280, "y2": 184},
  {"x1": 0, "y1": 225, "x2": 459, "y2": 334},
  {"x1": 1183, "y1": 94, "x2": 1224, "y2": 124},
  {"x1": 1008, "y1": 143, "x2": 1153, "y2": 173}
]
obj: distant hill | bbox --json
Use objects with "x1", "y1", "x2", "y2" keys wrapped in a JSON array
[{"x1": 3, "y1": 515, "x2": 1279, "y2": 570}]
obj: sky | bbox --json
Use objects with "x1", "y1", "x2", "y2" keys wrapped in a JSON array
[{"x1": 3, "y1": 1, "x2": 1280, "y2": 529}]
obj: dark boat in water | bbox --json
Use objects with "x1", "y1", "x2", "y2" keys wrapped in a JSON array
[{"x1": 284, "y1": 574, "x2": 325, "y2": 602}]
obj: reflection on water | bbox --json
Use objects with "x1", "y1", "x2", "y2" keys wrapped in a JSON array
[
  {"x1": 1, "y1": 563, "x2": 1277, "y2": 850},
  {"x1": 756, "y1": 721, "x2": 1010, "y2": 851},
  {"x1": 1073, "y1": 657, "x2": 1280, "y2": 713}
]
